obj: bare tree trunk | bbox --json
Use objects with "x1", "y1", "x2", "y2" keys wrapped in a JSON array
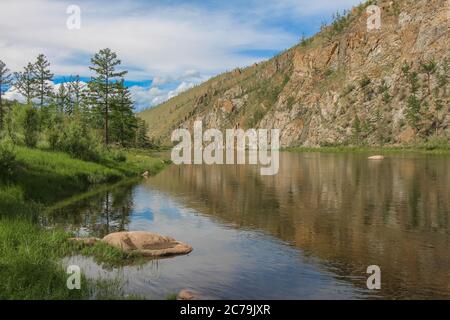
[{"x1": 105, "y1": 79, "x2": 109, "y2": 146}]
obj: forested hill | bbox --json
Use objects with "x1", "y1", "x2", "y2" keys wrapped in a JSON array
[{"x1": 139, "y1": 0, "x2": 449, "y2": 148}]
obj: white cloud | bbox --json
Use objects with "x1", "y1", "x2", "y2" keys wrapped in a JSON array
[
  {"x1": 0, "y1": 0, "x2": 361, "y2": 109},
  {"x1": 4, "y1": 79, "x2": 87, "y2": 103},
  {"x1": 0, "y1": 0, "x2": 295, "y2": 80},
  {"x1": 130, "y1": 86, "x2": 167, "y2": 108},
  {"x1": 3, "y1": 87, "x2": 25, "y2": 103},
  {"x1": 0, "y1": 0, "x2": 361, "y2": 78},
  {"x1": 130, "y1": 78, "x2": 205, "y2": 111}
]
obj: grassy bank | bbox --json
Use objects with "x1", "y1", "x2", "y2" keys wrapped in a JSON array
[
  {"x1": 0, "y1": 146, "x2": 168, "y2": 299},
  {"x1": 10, "y1": 146, "x2": 168, "y2": 204},
  {"x1": 287, "y1": 142, "x2": 450, "y2": 155},
  {"x1": 288, "y1": 146, "x2": 450, "y2": 155}
]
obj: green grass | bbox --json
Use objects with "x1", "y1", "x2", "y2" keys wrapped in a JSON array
[
  {"x1": 5, "y1": 146, "x2": 167, "y2": 204},
  {"x1": 0, "y1": 218, "x2": 142, "y2": 300},
  {"x1": 75, "y1": 241, "x2": 147, "y2": 269},
  {"x1": 0, "y1": 145, "x2": 169, "y2": 299},
  {"x1": 0, "y1": 218, "x2": 87, "y2": 299},
  {"x1": 166, "y1": 293, "x2": 178, "y2": 300}
]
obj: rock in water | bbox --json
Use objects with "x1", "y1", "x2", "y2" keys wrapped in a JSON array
[
  {"x1": 368, "y1": 155, "x2": 385, "y2": 160},
  {"x1": 102, "y1": 231, "x2": 193, "y2": 257},
  {"x1": 177, "y1": 289, "x2": 200, "y2": 300}
]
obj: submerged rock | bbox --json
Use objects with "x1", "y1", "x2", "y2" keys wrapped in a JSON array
[
  {"x1": 101, "y1": 231, "x2": 193, "y2": 258},
  {"x1": 368, "y1": 155, "x2": 385, "y2": 160}
]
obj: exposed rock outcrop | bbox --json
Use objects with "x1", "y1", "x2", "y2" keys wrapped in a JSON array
[{"x1": 140, "y1": 0, "x2": 449, "y2": 148}]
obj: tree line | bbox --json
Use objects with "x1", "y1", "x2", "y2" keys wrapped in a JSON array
[{"x1": 0, "y1": 49, "x2": 151, "y2": 156}]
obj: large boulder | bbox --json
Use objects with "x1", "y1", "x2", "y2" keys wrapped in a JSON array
[{"x1": 102, "y1": 231, "x2": 193, "y2": 258}]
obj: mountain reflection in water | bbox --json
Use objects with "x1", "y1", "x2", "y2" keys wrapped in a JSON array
[{"x1": 48, "y1": 152, "x2": 450, "y2": 299}]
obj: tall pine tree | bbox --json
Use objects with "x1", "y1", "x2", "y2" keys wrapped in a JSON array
[
  {"x1": 0, "y1": 60, "x2": 12, "y2": 131},
  {"x1": 14, "y1": 62, "x2": 37, "y2": 105},
  {"x1": 135, "y1": 117, "x2": 150, "y2": 148},
  {"x1": 34, "y1": 54, "x2": 54, "y2": 108},
  {"x1": 89, "y1": 48, "x2": 127, "y2": 146},
  {"x1": 111, "y1": 79, "x2": 137, "y2": 147},
  {"x1": 69, "y1": 75, "x2": 85, "y2": 115},
  {"x1": 55, "y1": 83, "x2": 70, "y2": 114}
]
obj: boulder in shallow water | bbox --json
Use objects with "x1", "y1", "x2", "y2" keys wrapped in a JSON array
[
  {"x1": 101, "y1": 231, "x2": 193, "y2": 257},
  {"x1": 368, "y1": 155, "x2": 385, "y2": 160}
]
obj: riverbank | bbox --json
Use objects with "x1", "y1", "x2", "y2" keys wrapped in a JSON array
[
  {"x1": 0, "y1": 146, "x2": 169, "y2": 299},
  {"x1": 287, "y1": 143, "x2": 450, "y2": 155}
]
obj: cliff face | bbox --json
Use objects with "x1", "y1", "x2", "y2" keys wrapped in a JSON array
[{"x1": 140, "y1": 0, "x2": 449, "y2": 147}]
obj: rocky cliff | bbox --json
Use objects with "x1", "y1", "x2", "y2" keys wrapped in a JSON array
[{"x1": 140, "y1": 0, "x2": 449, "y2": 147}]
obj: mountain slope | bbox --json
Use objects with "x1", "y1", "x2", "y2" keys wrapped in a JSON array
[{"x1": 140, "y1": 0, "x2": 449, "y2": 147}]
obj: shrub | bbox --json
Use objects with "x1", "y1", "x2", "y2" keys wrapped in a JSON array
[
  {"x1": 110, "y1": 150, "x2": 127, "y2": 162},
  {"x1": 359, "y1": 75, "x2": 371, "y2": 88},
  {"x1": 99, "y1": 149, "x2": 127, "y2": 163},
  {"x1": 406, "y1": 95, "x2": 421, "y2": 130},
  {"x1": 47, "y1": 126, "x2": 61, "y2": 150},
  {"x1": 422, "y1": 136, "x2": 450, "y2": 151},
  {"x1": 0, "y1": 140, "x2": 17, "y2": 178},
  {"x1": 52, "y1": 121, "x2": 102, "y2": 162},
  {"x1": 22, "y1": 106, "x2": 40, "y2": 148}
]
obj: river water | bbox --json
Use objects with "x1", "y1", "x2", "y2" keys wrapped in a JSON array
[{"x1": 46, "y1": 152, "x2": 450, "y2": 299}]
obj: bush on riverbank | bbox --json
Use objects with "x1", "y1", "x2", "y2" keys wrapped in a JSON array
[{"x1": 0, "y1": 140, "x2": 17, "y2": 179}]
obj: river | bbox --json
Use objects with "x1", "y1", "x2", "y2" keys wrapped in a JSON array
[{"x1": 45, "y1": 152, "x2": 450, "y2": 299}]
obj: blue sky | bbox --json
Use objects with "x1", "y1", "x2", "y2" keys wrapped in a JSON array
[{"x1": 0, "y1": 0, "x2": 362, "y2": 110}]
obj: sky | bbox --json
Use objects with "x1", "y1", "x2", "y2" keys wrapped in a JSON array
[{"x1": 0, "y1": 0, "x2": 362, "y2": 111}]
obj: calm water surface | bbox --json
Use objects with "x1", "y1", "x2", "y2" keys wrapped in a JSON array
[{"x1": 46, "y1": 152, "x2": 450, "y2": 299}]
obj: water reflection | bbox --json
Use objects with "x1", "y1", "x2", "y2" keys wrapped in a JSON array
[
  {"x1": 50, "y1": 152, "x2": 450, "y2": 299},
  {"x1": 46, "y1": 182, "x2": 135, "y2": 237}
]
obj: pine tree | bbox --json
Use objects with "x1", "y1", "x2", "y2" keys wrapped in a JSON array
[
  {"x1": 89, "y1": 48, "x2": 127, "y2": 146},
  {"x1": 14, "y1": 63, "x2": 37, "y2": 104},
  {"x1": 352, "y1": 115, "x2": 362, "y2": 145},
  {"x1": 406, "y1": 95, "x2": 421, "y2": 132},
  {"x1": 34, "y1": 54, "x2": 54, "y2": 108},
  {"x1": 69, "y1": 75, "x2": 85, "y2": 115},
  {"x1": 420, "y1": 59, "x2": 437, "y2": 96},
  {"x1": 55, "y1": 83, "x2": 69, "y2": 114},
  {"x1": 0, "y1": 60, "x2": 12, "y2": 131},
  {"x1": 135, "y1": 117, "x2": 150, "y2": 148},
  {"x1": 111, "y1": 79, "x2": 137, "y2": 147}
]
